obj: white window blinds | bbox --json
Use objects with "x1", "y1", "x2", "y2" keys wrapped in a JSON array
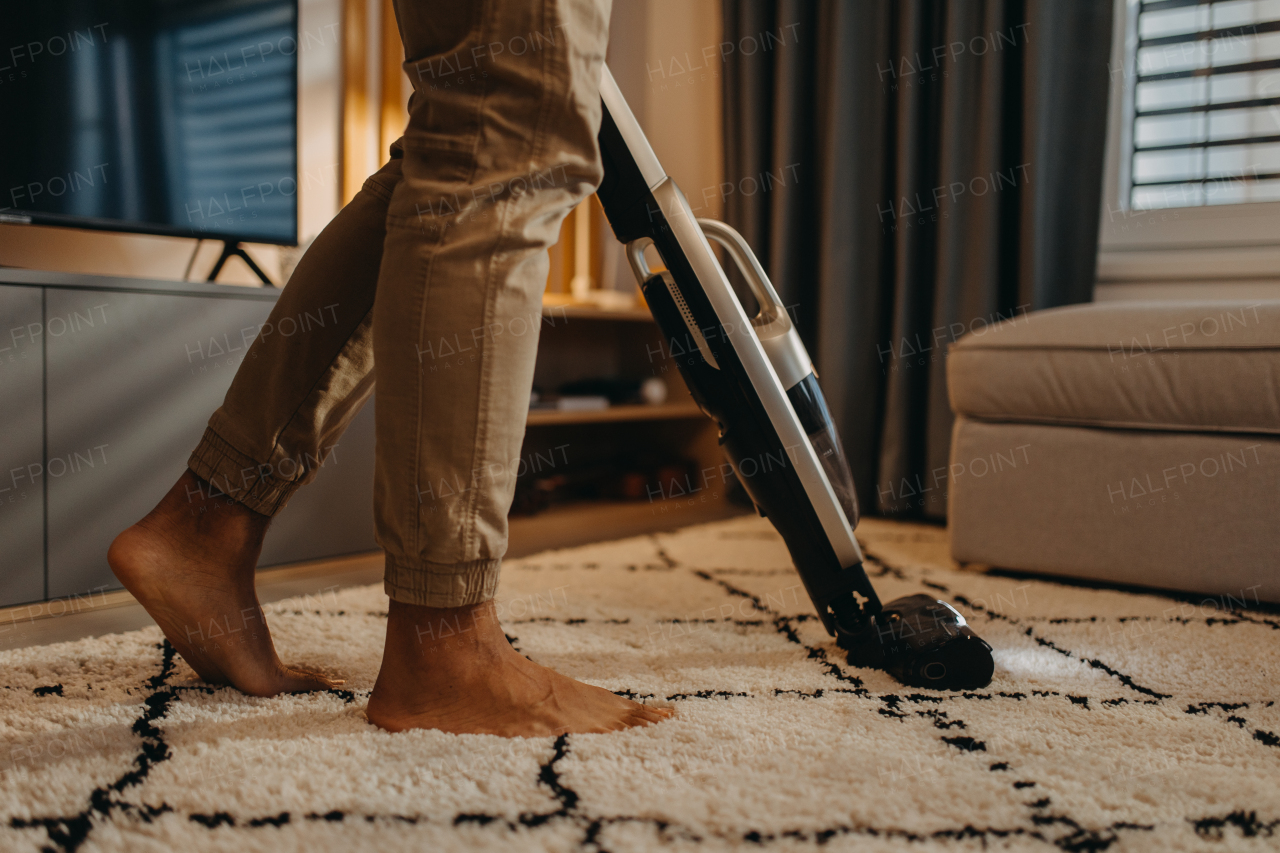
[{"x1": 1128, "y1": 0, "x2": 1280, "y2": 209}]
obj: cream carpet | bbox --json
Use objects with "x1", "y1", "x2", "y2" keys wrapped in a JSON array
[{"x1": 2, "y1": 516, "x2": 1278, "y2": 852}]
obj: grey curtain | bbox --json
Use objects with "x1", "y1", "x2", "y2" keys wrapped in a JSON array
[{"x1": 722, "y1": 0, "x2": 1113, "y2": 519}]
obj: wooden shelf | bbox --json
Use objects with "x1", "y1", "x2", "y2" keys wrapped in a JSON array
[
  {"x1": 541, "y1": 299, "x2": 654, "y2": 323},
  {"x1": 522, "y1": 279, "x2": 722, "y2": 534},
  {"x1": 526, "y1": 401, "x2": 704, "y2": 426}
]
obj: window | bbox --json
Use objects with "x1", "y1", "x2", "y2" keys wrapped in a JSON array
[{"x1": 1123, "y1": 0, "x2": 1280, "y2": 211}]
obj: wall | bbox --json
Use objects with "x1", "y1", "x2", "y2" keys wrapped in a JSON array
[
  {"x1": 0, "y1": 0, "x2": 344, "y2": 286},
  {"x1": 609, "y1": 0, "x2": 724, "y2": 219},
  {"x1": 603, "y1": 0, "x2": 724, "y2": 289}
]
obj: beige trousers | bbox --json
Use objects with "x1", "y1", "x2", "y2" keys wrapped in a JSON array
[{"x1": 188, "y1": 0, "x2": 611, "y2": 607}]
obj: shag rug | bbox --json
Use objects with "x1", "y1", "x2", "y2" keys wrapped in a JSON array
[{"x1": 1, "y1": 516, "x2": 1278, "y2": 853}]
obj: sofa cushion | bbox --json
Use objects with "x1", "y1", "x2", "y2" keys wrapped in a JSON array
[
  {"x1": 947, "y1": 301, "x2": 1280, "y2": 435},
  {"x1": 947, "y1": 416, "x2": 1280, "y2": 600}
]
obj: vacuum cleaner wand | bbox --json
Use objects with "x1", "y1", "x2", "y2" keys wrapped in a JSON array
[{"x1": 592, "y1": 66, "x2": 993, "y2": 691}]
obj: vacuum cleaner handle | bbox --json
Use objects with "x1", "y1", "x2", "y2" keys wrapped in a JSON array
[
  {"x1": 696, "y1": 219, "x2": 815, "y2": 392},
  {"x1": 696, "y1": 219, "x2": 787, "y2": 327}
]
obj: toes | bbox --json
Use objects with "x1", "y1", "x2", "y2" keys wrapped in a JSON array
[
  {"x1": 280, "y1": 667, "x2": 344, "y2": 694},
  {"x1": 626, "y1": 705, "x2": 673, "y2": 727},
  {"x1": 236, "y1": 666, "x2": 342, "y2": 696}
]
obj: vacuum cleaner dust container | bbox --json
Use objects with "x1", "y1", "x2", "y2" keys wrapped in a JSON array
[{"x1": 785, "y1": 374, "x2": 859, "y2": 529}]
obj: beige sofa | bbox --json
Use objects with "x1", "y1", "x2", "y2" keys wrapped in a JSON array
[{"x1": 946, "y1": 301, "x2": 1280, "y2": 603}]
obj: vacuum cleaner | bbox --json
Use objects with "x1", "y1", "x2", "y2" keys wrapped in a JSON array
[{"x1": 593, "y1": 66, "x2": 994, "y2": 691}]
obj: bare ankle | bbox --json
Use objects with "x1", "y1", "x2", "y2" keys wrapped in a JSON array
[
  {"x1": 382, "y1": 599, "x2": 508, "y2": 671},
  {"x1": 111, "y1": 470, "x2": 271, "y2": 589},
  {"x1": 164, "y1": 469, "x2": 265, "y2": 519},
  {"x1": 146, "y1": 470, "x2": 270, "y2": 547}
]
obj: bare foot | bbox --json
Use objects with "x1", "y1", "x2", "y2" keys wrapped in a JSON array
[
  {"x1": 108, "y1": 469, "x2": 341, "y2": 696},
  {"x1": 366, "y1": 599, "x2": 673, "y2": 737}
]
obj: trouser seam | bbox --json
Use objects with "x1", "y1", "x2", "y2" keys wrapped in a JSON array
[
  {"x1": 458, "y1": 0, "x2": 559, "y2": 560},
  {"x1": 406, "y1": 208, "x2": 452, "y2": 559},
  {"x1": 456, "y1": 0, "x2": 501, "y2": 560},
  {"x1": 240, "y1": 182, "x2": 388, "y2": 496},
  {"x1": 265, "y1": 304, "x2": 376, "y2": 491},
  {"x1": 276, "y1": 306, "x2": 376, "y2": 452},
  {"x1": 362, "y1": 175, "x2": 395, "y2": 203}
]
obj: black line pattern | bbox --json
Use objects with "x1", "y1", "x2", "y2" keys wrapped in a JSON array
[
  {"x1": 12, "y1": 641, "x2": 180, "y2": 852},
  {"x1": 1191, "y1": 810, "x2": 1280, "y2": 840},
  {"x1": 5, "y1": 527, "x2": 1277, "y2": 851}
]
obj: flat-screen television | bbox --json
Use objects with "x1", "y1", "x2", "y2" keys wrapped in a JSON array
[{"x1": 0, "y1": 0, "x2": 298, "y2": 245}]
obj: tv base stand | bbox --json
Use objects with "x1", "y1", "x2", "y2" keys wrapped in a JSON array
[{"x1": 207, "y1": 240, "x2": 275, "y2": 286}]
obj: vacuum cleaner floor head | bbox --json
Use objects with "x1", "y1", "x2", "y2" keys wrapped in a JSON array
[{"x1": 839, "y1": 595, "x2": 995, "y2": 690}]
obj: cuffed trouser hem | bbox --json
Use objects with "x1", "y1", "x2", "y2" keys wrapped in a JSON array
[
  {"x1": 384, "y1": 555, "x2": 502, "y2": 608},
  {"x1": 187, "y1": 427, "x2": 302, "y2": 517}
]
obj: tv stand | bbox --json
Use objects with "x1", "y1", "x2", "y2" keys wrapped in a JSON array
[
  {"x1": 0, "y1": 268, "x2": 375, "y2": 607},
  {"x1": 207, "y1": 240, "x2": 275, "y2": 286}
]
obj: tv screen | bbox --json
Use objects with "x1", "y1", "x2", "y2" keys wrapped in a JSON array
[{"x1": 1, "y1": 0, "x2": 298, "y2": 245}]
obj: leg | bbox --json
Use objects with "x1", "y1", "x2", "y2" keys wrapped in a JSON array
[
  {"x1": 108, "y1": 161, "x2": 402, "y2": 696},
  {"x1": 365, "y1": 0, "x2": 670, "y2": 734}
]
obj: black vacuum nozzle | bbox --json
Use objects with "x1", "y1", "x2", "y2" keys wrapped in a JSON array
[{"x1": 834, "y1": 593, "x2": 994, "y2": 691}]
